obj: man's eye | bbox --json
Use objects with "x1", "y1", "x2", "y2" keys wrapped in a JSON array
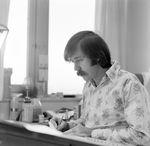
[
  {"x1": 69, "y1": 59, "x2": 74, "y2": 63},
  {"x1": 76, "y1": 59, "x2": 82, "y2": 63}
]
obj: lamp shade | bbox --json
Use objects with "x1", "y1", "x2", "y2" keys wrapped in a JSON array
[{"x1": 0, "y1": 24, "x2": 9, "y2": 49}]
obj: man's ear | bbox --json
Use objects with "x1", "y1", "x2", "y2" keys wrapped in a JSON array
[
  {"x1": 91, "y1": 59, "x2": 100, "y2": 66},
  {"x1": 91, "y1": 60, "x2": 97, "y2": 66}
]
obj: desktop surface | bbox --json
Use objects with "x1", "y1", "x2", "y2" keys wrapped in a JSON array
[{"x1": 0, "y1": 120, "x2": 129, "y2": 146}]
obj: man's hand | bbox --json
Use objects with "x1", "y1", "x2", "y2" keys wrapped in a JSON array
[
  {"x1": 64, "y1": 124, "x2": 92, "y2": 137},
  {"x1": 50, "y1": 116, "x2": 69, "y2": 132}
]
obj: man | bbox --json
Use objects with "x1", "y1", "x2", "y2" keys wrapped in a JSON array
[{"x1": 50, "y1": 31, "x2": 150, "y2": 145}]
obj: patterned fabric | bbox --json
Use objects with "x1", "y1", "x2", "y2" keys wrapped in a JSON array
[{"x1": 70, "y1": 61, "x2": 150, "y2": 146}]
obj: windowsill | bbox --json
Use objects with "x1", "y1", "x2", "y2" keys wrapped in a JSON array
[
  {"x1": 1, "y1": 94, "x2": 82, "y2": 102},
  {"x1": 41, "y1": 95, "x2": 82, "y2": 102}
]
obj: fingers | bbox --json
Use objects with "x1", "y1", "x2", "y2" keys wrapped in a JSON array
[
  {"x1": 50, "y1": 117, "x2": 61, "y2": 129},
  {"x1": 50, "y1": 117, "x2": 69, "y2": 132},
  {"x1": 57, "y1": 120, "x2": 69, "y2": 132},
  {"x1": 57, "y1": 120, "x2": 66, "y2": 131},
  {"x1": 51, "y1": 116, "x2": 61, "y2": 125},
  {"x1": 49, "y1": 119, "x2": 58, "y2": 129}
]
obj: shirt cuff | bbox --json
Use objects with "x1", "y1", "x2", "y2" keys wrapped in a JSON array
[{"x1": 91, "y1": 129, "x2": 113, "y2": 140}]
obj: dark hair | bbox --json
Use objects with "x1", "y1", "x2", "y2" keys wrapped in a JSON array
[{"x1": 64, "y1": 31, "x2": 111, "y2": 68}]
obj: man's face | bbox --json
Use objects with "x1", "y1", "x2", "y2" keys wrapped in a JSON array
[{"x1": 70, "y1": 48, "x2": 98, "y2": 82}]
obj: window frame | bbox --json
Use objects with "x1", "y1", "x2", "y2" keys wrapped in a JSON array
[{"x1": 11, "y1": 0, "x2": 49, "y2": 96}]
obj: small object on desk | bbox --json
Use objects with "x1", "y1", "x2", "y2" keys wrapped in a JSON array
[
  {"x1": 56, "y1": 92, "x2": 63, "y2": 98},
  {"x1": 22, "y1": 97, "x2": 33, "y2": 123},
  {"x1": 32, "y1": 98, "x2": 43, "y2": 122},
  {"x1": 43, "y1": 111, "x2": 53, "y2": 120},
  {"x1": 10, "y1": 95, "x2": 19, "y2": 120},
  {"x1": 56, "y1": 107, "x2": 72, "y2": 113},
  {"x1": 63, "y1": 95, "x2": 76, "y2": 98},
  {"x1": 38, "y1": 114, "x2": 44, "y2": 123},
  {"x1": 50, "y1": 93, "x2": 57, "y2": 98}
]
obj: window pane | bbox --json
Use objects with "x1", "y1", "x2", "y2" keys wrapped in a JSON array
[
  {"x1": 4, "y1": 0, "x2": 28, "y2": 84},
  {"x1": 48, "y1": 0, "x2": 95, "y2": 94}
]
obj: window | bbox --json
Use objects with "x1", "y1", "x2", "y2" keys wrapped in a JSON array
[
  {"x1": 4, "y1": 0, "x2": 28, "y2": 84},
  {"x1": 48, "y1": 0, "x2": 95, "y2": 94},
  {"x1": 3, "y1": 0, "x2": 49, "y2": 96},
  {"x1": 3, "y1": 0, "x2": 95, "y2": 96}
]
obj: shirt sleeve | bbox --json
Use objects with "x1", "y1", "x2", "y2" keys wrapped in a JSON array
[
  {"x1": 68, "y1": 97, "x2": 86, "y2": 129},
  {"x1": 91, "y1": 80, "x2": 150, "y2": 146}
]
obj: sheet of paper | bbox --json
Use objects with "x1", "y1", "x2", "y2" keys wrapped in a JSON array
[
  {"x1": 25, "y1": 123, "x2": 63, "y2": 135},
  {"x1": 4, "y1": 120, "x2": 63, "y2": 136}
]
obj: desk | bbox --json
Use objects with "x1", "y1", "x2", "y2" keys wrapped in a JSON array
[{"x1": 0, "y1": 120, "x2": 130, "y2": 146}]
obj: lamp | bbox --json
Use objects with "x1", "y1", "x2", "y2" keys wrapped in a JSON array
[{"x1": 0, "y1": 23, "x2": 9, "y2": 49}]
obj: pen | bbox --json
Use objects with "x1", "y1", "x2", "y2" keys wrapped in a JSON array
[
  {"x1": 64, "y1": 109, "x2": 69, "y2": 122},
  {"x1": 59, "y1": 115, "x2": 64, "y2": 125}
]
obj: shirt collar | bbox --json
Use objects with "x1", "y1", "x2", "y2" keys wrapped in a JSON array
[
  {"x1": 89, "y1": 60, "x2": 121, "y2": 87},
  {"x1": 106, "y1": 60, "x2": 121, "y2": 84}
]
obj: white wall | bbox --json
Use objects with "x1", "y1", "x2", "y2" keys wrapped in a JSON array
[{"x1": 126, "y1": 0, "x2": 150, "y2": 73}]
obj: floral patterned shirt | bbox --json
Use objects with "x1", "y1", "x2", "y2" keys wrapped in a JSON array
[{"x1": 70, "y1": 61, "x2": 150, "y2": 146}]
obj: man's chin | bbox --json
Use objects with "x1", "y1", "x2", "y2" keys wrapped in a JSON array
[{"x1": 81, "y1": 76, "x2": 90, "y2": 82}]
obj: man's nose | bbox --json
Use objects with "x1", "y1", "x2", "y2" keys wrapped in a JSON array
[{"x1": 74, "y1": 63, "x2": 80, "y2": 71}]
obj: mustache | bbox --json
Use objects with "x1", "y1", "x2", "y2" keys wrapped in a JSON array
[{"x1": 77, "y1": 70, "x2": 87, "y2": 76}]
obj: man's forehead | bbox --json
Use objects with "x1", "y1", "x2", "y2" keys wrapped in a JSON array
[{"x1": 70, "y1": 49, "x2": 84, "y2": 60}]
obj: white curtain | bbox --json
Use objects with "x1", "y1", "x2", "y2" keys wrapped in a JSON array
[
  {"x1": 95, "y1": 0, "x2": 150, "y2": 73},
  {"x1": 0, "y1": 0, "x2": 10, "y2": 100},
  {"x1": 95, "y1": 0, "x2": 127, "y2": 69}
]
